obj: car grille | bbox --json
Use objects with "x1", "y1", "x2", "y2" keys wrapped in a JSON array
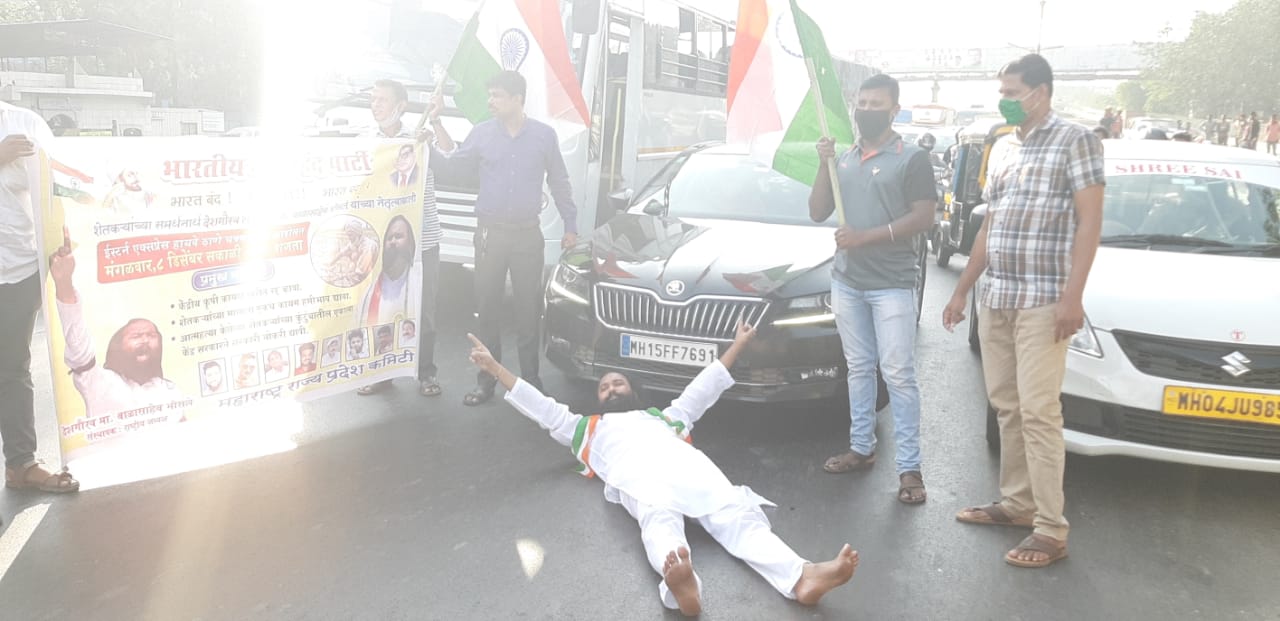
[
  {"x1": 593, "y1": 284, "x2": 770, "y2": 341},
  {"x1": 1112, "y1": 330, "x2": 1280, "y2": 390},
  {"x1": 1065, "y1": 398, "x2": 1280, "y2": 460}
]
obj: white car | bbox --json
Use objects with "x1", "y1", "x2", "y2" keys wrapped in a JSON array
[
  {"x1": 977, "y1": 140, "x2": 1280, "y2": 473},
  {"x1": 1124, "y1": 116, "x2": 1183, "y2": 139}
]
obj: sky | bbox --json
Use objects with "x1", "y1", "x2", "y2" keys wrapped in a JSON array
[
  {"x1": 802, "y1": 0, "x2": 1239, "y2": 52},
  {"x1": 439, "y1": 0, "x2": 1241, "y2": 49}
]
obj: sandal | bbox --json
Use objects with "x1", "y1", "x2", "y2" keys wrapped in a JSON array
[
  {"x1": 823, "y1": 450, "x2": 875, "y2": 474},
  {"x1": 419, "y1": 378, "x2": 442, "y2": 397},
  {"x1": 955, "y1": 503, "x2": 1033, "y2": 528},
  {"x1": 463, "y1": 386, "x2": 494, "y2": 406},
  {"x1": 356, "y1": 380, "x2": 391, "y2": 396},
  {"x1": 5, "y1": 461, "x2": 80, "y2": 493},
  {"x1": 898, "y1": 471, "x2": 926, "y2": 504},
  {"x1": 1005, "y1": 533, "x2": 1068, "y2": 568}
]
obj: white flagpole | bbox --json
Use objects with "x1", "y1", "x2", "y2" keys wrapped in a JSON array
[
  {"x1": 805, "y1": 57, "x2": 845, "y2": 226},
  {"x1": 416, "y1": 65, "x2": 448, "y2": 134}
]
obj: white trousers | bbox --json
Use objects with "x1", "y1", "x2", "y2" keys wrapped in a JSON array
[{"x1": 620, "y1": 491, "x2": 807, "y2": 609}]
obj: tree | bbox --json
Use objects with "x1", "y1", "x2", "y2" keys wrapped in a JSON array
[
  {"x1": 1143, "y1": 0, "x2": 1280, "y2": 118},
  {"x1": 1114, "y1": 81, "x2": 1147, "y2": 116},
  {"x1": 1, "y1": 0, "x2": 262, "y2": 125}
]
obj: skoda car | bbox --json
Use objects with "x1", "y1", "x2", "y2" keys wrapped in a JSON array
[
  {"x1": 971, "y1": 140, "x2": 1280, "y2": 472},
  {"x1": 543, "y1": 144, "x2": 926, "y2": 403}
]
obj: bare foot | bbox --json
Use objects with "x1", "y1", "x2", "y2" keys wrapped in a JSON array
[
  {"x1": 794, "y1": 544, "x2": 858, "y2": 606},
  {"x1": 663, "y1": 546, "x2": 701, "y2": 617}
]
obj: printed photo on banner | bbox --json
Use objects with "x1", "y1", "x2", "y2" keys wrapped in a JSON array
[{"x1": 35, "y1": 137, "x2": 428, "y2": 465}]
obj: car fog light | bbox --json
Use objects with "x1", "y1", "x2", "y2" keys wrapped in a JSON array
[
  {"x1": 1068, "y1": 316, "x2": 1103, "y2": 358},
  {"x1": 799, "y1": 366, "x2": 840, "y2": 381}
]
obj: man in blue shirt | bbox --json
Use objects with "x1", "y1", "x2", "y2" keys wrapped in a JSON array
[{"x1": 428, "y1": 71, "x2": 578, "y2": 405}]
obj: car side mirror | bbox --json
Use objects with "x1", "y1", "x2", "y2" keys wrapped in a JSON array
[
  {"x1": 608, "y1": 188, "x2": 634, "y2": 211},
  {"x1": 642, "y1": 200, "x2": 666, "y2": 216}
]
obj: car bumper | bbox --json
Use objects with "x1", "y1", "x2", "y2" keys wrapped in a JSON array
[
  {"x1": 1060, "y1": 330, "x2": 1280, "y2": 472},
  {"x1": 544, "y1": 297, "x2": 847, "y2": 403}
]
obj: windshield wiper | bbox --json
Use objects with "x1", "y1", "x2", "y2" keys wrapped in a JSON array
[
  {"x1": 1100, "y1": 234, "x2": 1233, "y2": 248},
  {"x1": 1190, "y1": 243, "x2": 1280, "y2": 256}
]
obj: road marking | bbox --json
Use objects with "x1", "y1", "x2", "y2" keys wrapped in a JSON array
[{"x1": 0, "y1": 503, "x2": 51, "y2": 584}]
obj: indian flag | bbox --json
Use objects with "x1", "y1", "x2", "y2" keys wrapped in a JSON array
[
  {"x1": 727, "y1": 0, "x2": 854, "y2": 186},
  {"x1": 447, "y1": 0, "x2": 590, "y2": 135}
]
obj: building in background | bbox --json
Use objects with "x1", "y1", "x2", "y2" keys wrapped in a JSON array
[{"x1": 0, "y1": 20, "x2": 225, "y2": 136}]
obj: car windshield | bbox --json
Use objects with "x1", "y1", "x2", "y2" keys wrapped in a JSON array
[
  {"x1": 1101, "y1": 173, "x2": 1280, "y2": 250},
  {"x1": 666, "y1": 153, "x2": 832, "y2": 227}
]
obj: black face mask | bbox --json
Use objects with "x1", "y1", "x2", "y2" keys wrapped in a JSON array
[
  {"x1": 854, "y1": 108, "x2": 893, "y2": 140},
  {"x1": 599, "y1": 392, "x2": 643, "y2": 414}
]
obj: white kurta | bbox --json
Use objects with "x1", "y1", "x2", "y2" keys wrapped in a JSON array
[
  {"x1": 504, "y1": 360, "x2": 806, "y2": 609},
  {"x1": 57, "y1": 298, "x2": 185, "y2": 419},
  {"x1": 504, "y1": 360, "x2": 773, "y2": 517}
]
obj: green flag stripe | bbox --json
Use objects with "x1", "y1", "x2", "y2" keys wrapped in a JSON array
[
  {"x1": 447, "y1": 14, "x2": 504, "y2": 125},
  {"x1": 775, "y1": 0, "x2": 855, "y2": 186}
]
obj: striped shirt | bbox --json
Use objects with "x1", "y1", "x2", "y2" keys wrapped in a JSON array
[
  {"x1": 367, "y1": 125, "x2": 443, "y2": 249},
  {"x1": 981, "y1": 112, "x2": 1105, "y2": 309}
]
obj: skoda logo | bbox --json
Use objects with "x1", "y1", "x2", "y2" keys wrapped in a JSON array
[{"x1": 665, "y1": 280, "x2": 686, "y2": 297}]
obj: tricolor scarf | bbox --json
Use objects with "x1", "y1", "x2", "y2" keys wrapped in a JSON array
[{"x1": 571, "y1": 408, "x2": 692, "y2": 478}]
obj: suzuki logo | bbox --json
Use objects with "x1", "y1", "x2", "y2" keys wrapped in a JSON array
[
  {"x1": 665, "y1": 280, "x2": 686, "y2": 296},
  {"x1": 1220, "y1": 351, "x2": 1252, "y2": 377}
]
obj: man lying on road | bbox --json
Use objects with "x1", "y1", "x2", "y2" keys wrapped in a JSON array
[{"x1": 467, "y1": 323, "x2": 857, "y2": 616}]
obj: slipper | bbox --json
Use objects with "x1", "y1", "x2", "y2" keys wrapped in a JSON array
[
  {"x1": 955, "y1": 503, "x2": 1033, "y2": 528},
  {"x1": 463, "y1": 386, "x2": 494, "y2": 406},
  {"x1": 357, "y1": 380, "x2": 391, "y2": 396},
  {"x1": 5, "y1": 461, "x2": 79, "y2": 493},
  {"x1": 898, "y1": 471, "x2": 926, "y2": 504},
  {"x1": 1005, "y1": 533, "x2": 1068, "y2": 568},
  {"x1": 823, "y1": 450, "x2": 875, "y2": 474},
  {"x1": 419, "y1": 378, "x2": 442, "y2": 397}
]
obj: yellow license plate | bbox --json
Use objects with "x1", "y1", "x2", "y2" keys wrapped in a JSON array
[{"x1": 1162, "y1": 386, "x2": 1280, "y2": 426}]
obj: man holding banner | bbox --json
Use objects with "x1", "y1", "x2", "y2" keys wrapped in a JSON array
[
  {"x1": 358, "y1": 79, "x2": 443, "y2": 398},
  {"x1": 808, "y1": 74, "x2": 936, "y2": 505},
  {"x1": 1, "y1": 102, "x2": 80, "y2": 496}
]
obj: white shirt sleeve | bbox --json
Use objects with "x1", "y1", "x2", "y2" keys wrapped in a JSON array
[
  {"x1": 56, "y1": 297, "x2": 95, "y2": 371},
  {"x1": 662, "y1": 359, "x2": 734, "y2": 429},
  {"x1": 503, "y1": 379, "x2": 584, "y2": 448}
]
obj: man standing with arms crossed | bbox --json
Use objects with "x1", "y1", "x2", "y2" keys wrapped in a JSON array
[
  {"x1": 357, "y1": 79, "x2": 444, "y2": 398},
  {"x1": 427, "y1": 71, "x2": 578, "y2": 405},
  {"x1": 943, "y1": 54, "x2": 1105, "y2": 568},
  {"x1": 809, "y1": 74, "x2": 936, "y2": 505}
]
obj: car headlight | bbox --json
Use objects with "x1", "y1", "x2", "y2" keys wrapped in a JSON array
[
  {"x1": 1068, "y1": 315, "x2": 1103, "y2": 358},
  {"x1": 774, "y1": 293, "x2": 834, "y2": 327},
  {"x1": 547, "y1": 263, "x2": 589, "y2": 305},
  {"x1": 786, "y1": 293, "x2": 831, "y2": 311}
]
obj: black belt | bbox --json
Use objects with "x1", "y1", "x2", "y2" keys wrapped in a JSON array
[{"x1": 477, "y1": 218, "x2": 540, "y2": 231}]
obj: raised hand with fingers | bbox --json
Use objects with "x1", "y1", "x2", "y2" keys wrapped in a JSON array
[{"x1": 49, "y1": 226, "x2": 78, "y2": 303}]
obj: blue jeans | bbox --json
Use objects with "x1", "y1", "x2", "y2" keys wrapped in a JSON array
[{"x1": 831, "y1": 280, "x2": 922, "y2": 474}]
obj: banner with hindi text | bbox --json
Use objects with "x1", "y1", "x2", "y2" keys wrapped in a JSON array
[{"x1": 36, "y1": 137, "x2": 429, "y2": 464}]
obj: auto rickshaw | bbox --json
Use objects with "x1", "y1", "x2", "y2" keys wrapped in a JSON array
[{"x1": 931, "y1": 119, "x2": 1013, "y2": 268}]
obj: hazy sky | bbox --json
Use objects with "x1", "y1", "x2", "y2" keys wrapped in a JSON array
[
  {"x1": 803, "y1": 0, "x2": 1239, "y2": 51},
  {"x1": 440, "y1": 0, "x2": 1242, "y2": 49}
]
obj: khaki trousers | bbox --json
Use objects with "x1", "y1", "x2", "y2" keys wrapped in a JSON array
[{"x1": 978, "y1": 303, "x2": 1070, "y2": 541}]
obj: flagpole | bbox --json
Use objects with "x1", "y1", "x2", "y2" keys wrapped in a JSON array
[
  {"x1": 805, "y1": 58, "x2": 845, "y2": 226},
  {"x1": 416, "y1": 69, "x2": 448, "y2": 134}
]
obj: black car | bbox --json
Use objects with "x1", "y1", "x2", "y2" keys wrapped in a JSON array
[{"x1": 543, "y1": 144, "x2": 925, "y2": 403}]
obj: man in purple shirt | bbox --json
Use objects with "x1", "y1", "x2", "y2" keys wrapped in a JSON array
[{"x1": 428, "y1": 71, "x2": 577, "y2": 405}]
